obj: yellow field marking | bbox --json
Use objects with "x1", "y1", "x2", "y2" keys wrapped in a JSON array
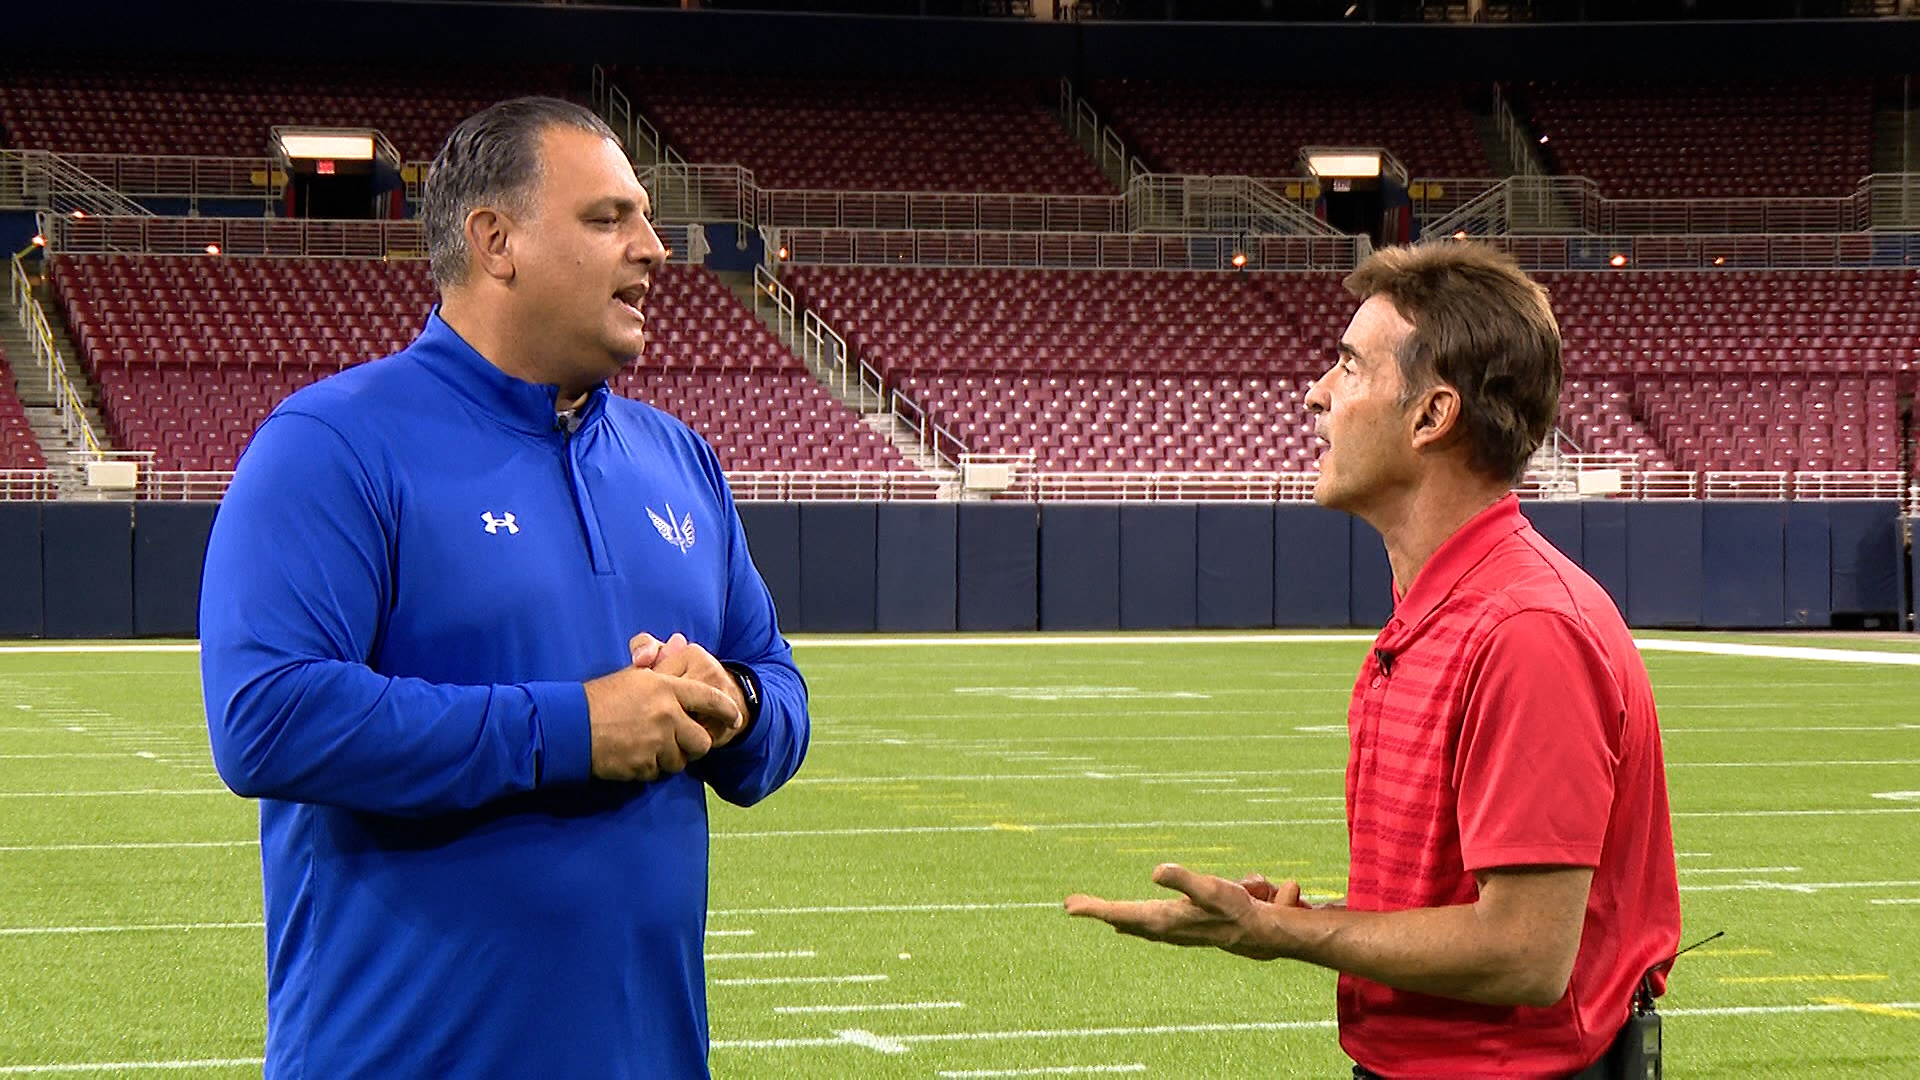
[
  {"x1": 1114, "y1": 846, "x2": 1238, "y2": 855},
  {"x1": 1719, "y1": 974, "x2": 1889, "y2": 985},
  {"x1": 1815, "y1": 996, "x2": 1920, "y2": 1019},
  {"x1": 989, "y1": 822, "x2": 1036, "y2": 832}
]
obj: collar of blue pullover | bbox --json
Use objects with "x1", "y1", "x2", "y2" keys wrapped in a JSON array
[{"x1": 415, "y1": 308, "x2": 610, "y2": 438}]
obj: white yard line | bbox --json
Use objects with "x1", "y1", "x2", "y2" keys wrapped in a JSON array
[
  {"x1": 0, "y1": 922, "x2": 263, "y2": 937},
  {"x1": 1633, "y1": 639, "x2": 1920, "y2": 667},
  {"x1": 940, "y1": 1060, "x2": 1144, "y2": 1068},
  {"x1": 775, "y1": 1002, "x2": 966, "y2": 1015},
  {"x1": 0, "y1": 1060, "x2": 262, "y2": 1075},
  {"x1": 712, "y1": 973, "x2": 887, "y2": 987},
  {"x1": 0, "y1": 841, "x2": 255, "y2": 853}
]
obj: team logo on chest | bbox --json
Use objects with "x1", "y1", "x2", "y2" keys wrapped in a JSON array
[
  {"x1": 481, "y1": 511, "x2": 519, "y2": 535},
  {"x1": 647, "y1": 503, "x2": 696, "y2": 554}
]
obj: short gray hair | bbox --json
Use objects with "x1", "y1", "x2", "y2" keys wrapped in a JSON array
[{"x1": 422, "y1": 96, "x2": 622, "y2": 290}]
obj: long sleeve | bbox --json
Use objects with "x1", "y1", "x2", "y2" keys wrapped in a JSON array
[
  {"x1": 687, "y1": 458, "x2": 809, "y2": 807},
  {"x1": 200, "y1": 411, "x2": 593, "y2": 817}
]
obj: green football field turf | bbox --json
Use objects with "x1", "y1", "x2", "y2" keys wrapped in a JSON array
[{"x1": 1, "y1": 633, "x2": 1917, "y2": 1078}]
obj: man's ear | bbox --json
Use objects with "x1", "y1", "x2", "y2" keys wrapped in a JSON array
[
  {"x1": 1409, "y1": 383, "x2": 1464, "y2": 453},
  {"x1": 464, "y1": 208, "x2": 515, "y2": 284}
]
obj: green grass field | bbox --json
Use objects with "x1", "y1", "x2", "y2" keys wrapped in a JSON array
[{"x1": 1, "y1": 634, "x2": 1917, "y2": 1077}]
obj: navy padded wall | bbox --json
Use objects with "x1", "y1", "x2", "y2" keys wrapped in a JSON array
[
  {"x1": 735, "y1": 503, "x2": 803, "y2": 632},
  {"x1": 1196, "y1": 504, "x2": 1276, "y2": 628},
  {"x1": 875, "y1": 503, "x2": 958, "y2": 632},
  {"x1": 1039, "y1": 504, "x2": 1121, "y2": 631},
  {"x1": 957, "y1": 503, "x2": 1038, "y2": 631},
  {"x1": 1273, "y1": 504, "x2": 1352, "y2": 627},
  {"x1": 1119, "y1": 504, "x2": 1198, "y2": 630},
  {"x1": 799, "y1": 503, "x2": 878, "y2": 632}
]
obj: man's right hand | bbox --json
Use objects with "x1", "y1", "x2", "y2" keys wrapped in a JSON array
[{"x1": 582, "y1": 665, "x2": 743, "y2": 782}]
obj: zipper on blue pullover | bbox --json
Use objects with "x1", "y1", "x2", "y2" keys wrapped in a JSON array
[{"x1": 558, "y1": 414, "x2": 614, "y2": 575}]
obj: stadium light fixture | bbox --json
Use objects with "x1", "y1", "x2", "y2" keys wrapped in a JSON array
[
  {"x1": 1452, "y1": 230, "x2": 1469, "y2": 240},
  {"x1": 30, "y1": 234, "x2": 46, "y2": 247},
  {"x1": 1609, "y1": 253, "x2": 1628, "y2": 267},
  {"x1": 205, "y1": 243, "x2": 222, "y2": 256},
  {"x1": 1538, "y1": 134, "x2": 1550, "y2": 145},
  {"x1": 776, "y1": 245, "x2": 790, "y2": 261},
  {"x1": 1231, "y1": 252, "x2": 1248, "y2": 269},
  {"x1": 274, "y1": 132, "x2": 377, "y2": 161},
  {"x1": 69, "y1": 209, "x2": 87, "y2": 219},
  {"x1": 1713, "y1": 256, "x2": 1727, "y2": 266},
  {"x1": 1303, "y1": 151, "x2": 1382, "y2": 179}
]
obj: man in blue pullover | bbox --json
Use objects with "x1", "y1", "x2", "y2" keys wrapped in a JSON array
[{"x1": 199, "y1": 97, "x2": 810, "y2": 1078}]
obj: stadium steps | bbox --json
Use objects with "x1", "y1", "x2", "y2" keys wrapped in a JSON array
[
  {"x1": 1468, "y1": 93, "x2": 1525, "y2": 180},
  {"x1": 1869, "y1": 91, "x2": 1920, "y2": 176},
  {"x1": 713, "y1": 267, "x2": 951, "y2": 479},
  {"x1": 1054, "y1": 83, "x2": 1135, "y2": 192},
  {"x1": 0, "y1": 279, "x2": 107, "y2": 481}
]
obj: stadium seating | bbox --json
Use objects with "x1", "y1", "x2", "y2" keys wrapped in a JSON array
[
  {"x1": 786, "y1": 266, "x2": 1346, "y2": 472},
  {"x1": 1088, "y1": 80, "x2": 1493, "y2": 179},
  {"x1": 48, "y1": 256, "x2": 912, "y2": 474},
  {"x1": 787, "y1": 265, "x2": 1915, "y2": 475},
  {"x1": 1521, "y1": 81, "x2": 1875, "y2": 199},
  {"x1": 623, "y1": 74, "x2": 1113, "y2": 194},
  {"x1": 1544, "y1": 269, "x2": 1915, "y2": 472},
  {"x1": 0, "y1": 62, "x2": 574, "y2": 160},
  {"x1": 0, "y1": 351, "x2": 49, "y2": 471}
]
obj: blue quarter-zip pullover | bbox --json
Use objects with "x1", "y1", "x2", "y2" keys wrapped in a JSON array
[{"x1": 199, "y1": 311, "x2": 809, "y2": 1078}]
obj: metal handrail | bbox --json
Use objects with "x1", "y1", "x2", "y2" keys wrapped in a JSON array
[
  {"x1": 9, "y1": 250, "x2": 101, "y2": 455},
  {"x1": 754, "y1": 262, "x2": 957, "y2": 470},
  {"x1": 1060, "y1": 78, "x2": 1148, "y2": 189},
  {"x1": 6, "y1": 150, "x2": 153, "y2": 218},
  {"x1": 1491, "y1": 84, "x2": 1546, "y2": 179},
  {"x1": 41, "y1": 214, "x2": 708, "y2": 265},
  {"x1": 1481, "y1": 231, "x2": 1920, "y2": 271},
  {"x1": 8, "y1": 465, "x2": 1911, "y2": 505},
  {"x1": 774, "y1": 227, "x2": 1361, "y2": 271}
]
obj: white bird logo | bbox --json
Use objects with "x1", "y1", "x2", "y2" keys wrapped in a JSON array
[{"x1": 647, "y1": 503, "x2": 695, "y2": 554}]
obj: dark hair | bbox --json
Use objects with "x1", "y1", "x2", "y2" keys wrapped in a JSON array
[
  {"x1": 1343, "y1": 241, "x2": 1563, "y2": 484},
  {"x1": 422, "y1": 96, "x2": 622, "y2": 290}
]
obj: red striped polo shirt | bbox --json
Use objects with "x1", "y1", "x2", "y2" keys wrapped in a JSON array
[{"x1": 1339, "y1": 495, "x2": 1680, "y2": 1079}]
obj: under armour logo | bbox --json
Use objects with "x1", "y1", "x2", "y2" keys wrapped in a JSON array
[
  {"x1": 482, "y1": 511, "x2": 519, "y2": 535},
  {"x1": 647, "y1": 503, "x2": 695, "y2": 554}
]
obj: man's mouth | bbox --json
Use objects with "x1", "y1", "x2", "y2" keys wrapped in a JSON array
[{"x1": 615, "y1": 285, "x2": 648, "y2": 318}]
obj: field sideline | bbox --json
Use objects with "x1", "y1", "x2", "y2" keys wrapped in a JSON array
[{"x1": 0, "y1": 632, "x2": 1916, "y2": 1077}]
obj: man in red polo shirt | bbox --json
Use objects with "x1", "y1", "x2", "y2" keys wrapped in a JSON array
[{"x1": 1066, "y1": 241, "x2": 1680, "y2": 1078}]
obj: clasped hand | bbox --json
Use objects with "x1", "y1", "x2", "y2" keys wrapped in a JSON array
[{"x1": 583, "y1": 632, "x2": 749, "y2": 783}]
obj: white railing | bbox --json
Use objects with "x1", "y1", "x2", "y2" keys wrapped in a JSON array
[
  {"x1": 727, "y1": 471, "x2": 943, "y2": 502},
  {"x1": 42, "y1": 214, "x2": 707, "y2": 265},
  {"x1": 1422, "y1": 173, "x2": 1920, "y2": 238},
  {"x1": 592, "y1": 65, "x2": 685, "y2": 168},
  {"x1": 3, "y1": 150, "x2": 152, "y2": 218},
  {"x1": 1002, "y1": 470, "x2": 1325, "y2": 502},
  {"x1": 756, "y1": 187, "x2": 1128, "y2": 233},
  {"x1": 0, "y1": 149, "x2": 437, "y2": 212},
  {"x1": 1060, "y1": 78, "x2": 1148, "y2": 189},
  {"x1": 0, "y1": 470, "x2": 57, "y2": 500},
  {"x1": 1491, "y1": 84, "x2": 1546, "y2": 179},
  {"x1": 4, "y1": 466, "x2": 1904, "y2": 505},
  {"x1": 754, "y1": 262, "x2": 961, "y2": 469},
  {"x1": 9, "y1": 252, "x2": 101, "y2": 454},
  {"x1": 648, "y1": 163, "x2": 1338, "y2": 238},
  {"x1": 772, "y1": 228, "x2": 1362, "y2": 271},
  {"x1": 1122, "y1": 174, "x2": 1342, "y2": 236},
  {"x1": 1483, "y1": 231, "x2": 1920, "y2": 271}
]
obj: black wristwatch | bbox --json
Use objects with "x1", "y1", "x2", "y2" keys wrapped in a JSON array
[{"x1": 720, "y1": 661, "x2": 763, "y2": 733}]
